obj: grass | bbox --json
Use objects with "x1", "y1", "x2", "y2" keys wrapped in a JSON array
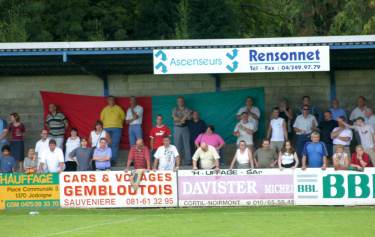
[{"x1": 1, "y1": 206, "x2": 375, "y2": 237}]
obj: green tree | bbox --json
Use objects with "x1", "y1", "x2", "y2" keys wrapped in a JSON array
[{"x1": 175, "y1": 0, "x2": 190, "y2": 39}]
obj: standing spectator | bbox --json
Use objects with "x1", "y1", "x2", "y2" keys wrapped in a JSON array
[
  {"x1": 254, "y1": 139, "x2": 278, "y2": 168},
  {"x1": 69, "y1": 138, "x2": 93, "y2": 171},
  {"x1": 332, "y1": 145, "x2": 349, "y2": 170},
  {"x1": 364, "y1": 108, "x2": 375, "y2": 130},
  {"x1": 344, "y1": 117, "x2": 375, "y2": 166},
  {"x1": 192, "y1": 143, "x2": 220, "y2": 171},
  {"x1": 278, "y1": 141, "x2": 299, "y2": 170},
  {"x1": 301, "y1": 132, "x2": 328, "y2": 170},
  {"x1": 229, "y1": 140, "x2": 254, "y2": 169},
  {"x1": 293, "y1": 105, "x2": 318, "y2": 160},
  {"x1": 0, "y1": 116, "x2": 8, "y2": 152},
  {"x1": 234, "y1": 112, "x2": 257, "y2": 151},
  {"x1": 89, "y1": 120, "x2": 111, "y2": 148},
  {"x1": 237, "y1": 96, "x2": 260, "y2": 121},
  {"x1": 187, "y1": 111, "x2": 207, "y2": 156},
  {"x1": 8, "y1": 113, "x2": 25, "y2": 171},
  {"x1": 278, "y1": 141, "x2": 298, "y2": 169},
  {"x1": 64, "y1": 128, "x2": 80, "y2": 171},
  {"x1": 350, "y1": 145, "x2": 373, "y2": 170},
  {"x1": 350, "y1": 96, "x2": 368, "y2": 122},
  {"x1": 0, "y1": 145, "x2": 16, "y2": 173},
  {"x1": 331, "y1": 116, "x2": 352, "y2": 158},
  {"x1": 126, "y1": 138, "x2": 150, "y2": 170},
  {"x1": 329, "y1": 99, "x2": 347, "y2": 120},
  {"x1": 172, "y1": 96, "x2": 192, "y2": 165},
  {"x1": 24, "y1": 148, "x2": 37, "y2": 174},
  {"x1": 45, "y1": 104, "x2": 68, "y2": 149},
  {"x1": 35, "y1": 129, "x2": 50, "y2": 171},
  {"x1": 149, "y1": 115, "x2": 171, "y2": 158},
  {"x1": 153, "y1": 136, "x2": 180, "y2": 171},
  {"x1": 278, "y1": 99, "x2": 293, "y2": 139},
  {"x1": 267, "y1": 107, "x2": 287, "y2": 153},
  {"x1": 296, "y1": 96, "x2": 322, "y2": 122},
  {"x1": 318, "y1": 111, "x2": 338, "y2": 158},
  {"x1": 195, "y1": 125, "x2": 225, "y2": 156},
  {"x1": 39, "y1": 139, "x2": 65, "y2": 173},
  {"x1": 125, "y1": 96, "x2": 144, "y2": 146},
  {"x1": 92, "y1": 138, "x2": 112, "y2": 171},
  {"x1": 100, "y1": 96, "x2": 125, "y2": 166}
]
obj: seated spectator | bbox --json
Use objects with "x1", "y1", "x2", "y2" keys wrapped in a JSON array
[
  {"x1": 331, "y1": 116, "x2": 352, "y2": 158},
  {"x1": 229, "y1": 140, "x2": 254, "y2": 169},
  {"x1": 234, "y1": 112, "x2": 257, "y2": 151},
  {"x1": 192, "y1": 143, "x2": 220, "y2": 171},
  {"x1": 126, "y1": 138, "x2": 150, "y2": 171},
  {"x1": 350, "y1": 145, "x2": 373, "y2": 171},
  {"x1": 93, "y1": 138, "x2": 112, "y2": 171},
  {"x1": 365, "y1": 108, "x2": 375, "y2": 130},
  {"x1": 278, "y1": 141, "x2": 298, "y2": 169},
  {"x1": 187, "y1": 111, "x2": 207, "y2": 156},
  {"x1": 278, "y1": 99, "x2": 293, "y2": 139},
  {"x1": 89, "y1": 120, "x2": 111, "y2": 148},
  {"x1": 24, "y1": 148, "x2": 37, "y2": 174},
  {"x1": 149, "y1": 115, "x2": 171, "y2": 159},
  {"x1": 267, "y1": 107, "x2": 287, "y2": 153},
  {"x1": 350, "y1": 96, "x2": 368, "y2": 122},
  {"x1": 318, "y1": 111, "x2": 338, "y2": 158},
  {"x1": 296, "y1": 96, "x2": 322, "y2": 122},
  {"x1": 69, "y1": 138, "x2": 93, "y2": 171},
  {"x1": 0, "y1": 145, "x2": 16, "y2": 173},
  {"x1": 329, "y1": 99, "x2": 347, "y2": 120},
  {"x1": 236, "y1": 96, "x2": 260, "y2": 121},
  {"x1": 195, "y1": 125, "x2": 225, "y2": 163},
  {"x1": 153, "y1": 136, "x2": 180, "y2": 171},
  {"x1": 332, "y1": 145, "x2": 349, "y2": 170},
  {"x1": 293, "y1": 105, "x2": 317, "y2": 159},
  {"x1": 302, "y1": 132, "x2": 328, "y2": 170},
  {"x1": 254, "y1": 139, "x2": 278, "y2": 168},
  {"x1": 39, "y1": 139, "x2": 65, "y2": 173},
  {"x1": 65, "y1": 128, "x2": 80, "y2": 171},
  {"x1": 344, "y1": 117, "x2": 375, "y2": 166},
  {"x1": 35, "y1": 129, "x2": 50, "y2": 170}
]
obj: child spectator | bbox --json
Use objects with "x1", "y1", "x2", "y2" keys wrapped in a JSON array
[
  {"x1": 332, "y1": 145, "x2": 349, "y2": 170},
  {"x1": 24, "y1": 148, "x2": 38, "y2": 174},
  {"x1": 1, "y1": 145, "x2": 16, "y2": 173}
]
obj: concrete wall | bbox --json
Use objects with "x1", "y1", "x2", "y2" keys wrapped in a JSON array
[{"x1": 0, "y1": 70, "x2": 374, "y2": 161}]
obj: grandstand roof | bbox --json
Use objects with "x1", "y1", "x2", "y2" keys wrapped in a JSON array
[{"x1": 0, "y1": 35, "x2": 374, "y2": 76}]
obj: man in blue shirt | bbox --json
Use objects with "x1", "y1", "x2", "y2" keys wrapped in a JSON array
[
  {"x1": 302, "y1": 132, "x2": 328, "y2": 170},
  {"x1": 329, "y1": 99, "x2": 347, "y2": 121}
]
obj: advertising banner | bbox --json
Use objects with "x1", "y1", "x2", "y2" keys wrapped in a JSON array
[
  {"x1": 178, "y1": 169, "x2": 294, "y2": 207},
  {"x1": 0, "y1": 173, "x2": 60, "y2": 209},
  {"x1": 60, "y1": 171, "x2": 178, "y2": 208},
  {"x1": 153, "y1": 46, "x2": 330, "y2": 74},
  {"x1": 294, "y1": 168, "x2": 375, "y2": 205}
]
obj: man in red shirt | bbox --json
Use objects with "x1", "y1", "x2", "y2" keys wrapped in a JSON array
[
  {"x1": 149, "y1": 115, "x2": 171, "y2": 160},
  {"x1": 126, "y1": 138, "x2": 151, "y2": 170},
  {"x1": 350, "y1": 145, "x2": 373, "y2": 171}
]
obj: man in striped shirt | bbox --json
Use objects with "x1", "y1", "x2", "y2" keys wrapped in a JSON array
[
  {"x1": 126, "y1": 138, "x2": 150, "y2": 171},
  {"x1": 45, "y1": 104, "x2": 68, "y2": 149}
]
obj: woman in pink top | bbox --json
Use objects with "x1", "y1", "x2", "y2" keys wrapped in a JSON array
[{"x1": 195, "y1": 125, "x2": 225, "y2": 151}]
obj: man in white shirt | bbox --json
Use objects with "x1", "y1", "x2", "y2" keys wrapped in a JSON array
[
  {"x1": 192, "y1": 143, "x2": 220, "y2": 171},
  {"x1": 293, "y1": 105, "x2": 318, "y2": 159},
  {"x1": 153, "y1": 136, "x2": 180, "y2": 171},
  {"x1": 126, "y1": 96, "x2": 144, "y2": 146},
  {"x1": 365, "y1": 108, "x2": 375, "y2": 131},
  {"x1": 350, "y1": 96, "x2": 368, "y2": 122},
  {"x1": 234, "y1": 112, "x2": 258, "y2": 151},
  {"x1": 345, "y1": 117, "x2": 375, "y2": 166},
  {"x1": 331, "y1": 116, "x2": 353, "y2": 158},
  {"x1": 267, "y1": 107, "x2": 287, "y2": 153},
  {"x1": 35, "y1": 129, "x2": 50, "y2": 169},
  {"x1": 39, "y1": 139, "x2": 65, "y2": 173},
  {"x1": 237, "y1": 96, "x2": 260, "y2": 121}
]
